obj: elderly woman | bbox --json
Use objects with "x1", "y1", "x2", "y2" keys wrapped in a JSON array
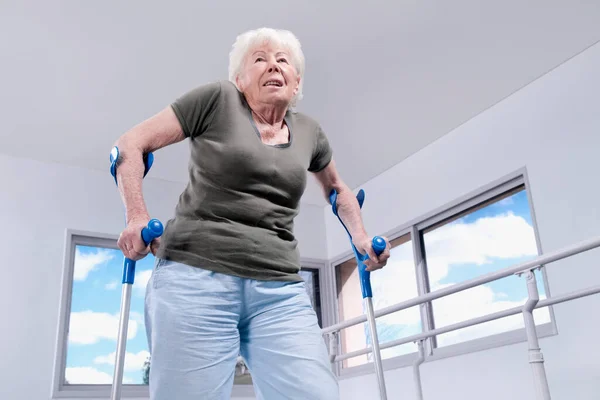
[{"x1": 113, "y1": 27, "x2": 390, "y2": 400}]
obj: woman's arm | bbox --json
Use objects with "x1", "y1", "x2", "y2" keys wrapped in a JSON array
[
  {"x1": 113, "y1": 105, "x2": 185, "y2": 260},
  {"x1": 312, "y1": 160, "x2": 391, "y2": 270}
]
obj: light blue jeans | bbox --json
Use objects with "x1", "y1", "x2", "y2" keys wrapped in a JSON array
[{"x1": 144, "y1": 258, "x2": 339, "y2": 400}]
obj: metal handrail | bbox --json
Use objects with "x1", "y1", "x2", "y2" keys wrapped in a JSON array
[
  {"x1": 322, "y1": 235, "x2": 600, "y2": 400},
  {"x1": 332, "y1": 283, "x2": 600, "y2": 362},
  {"x1": 322, "y1": 235, "x2": 600, "y2": 335}
]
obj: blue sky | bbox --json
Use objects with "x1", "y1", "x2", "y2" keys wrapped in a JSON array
[
  {"x1": 347, "y1": 188, "x2": 552, "y2": 364},
  {"x1": 66, "y1": 247, "x2": 155, "y2": 385}
]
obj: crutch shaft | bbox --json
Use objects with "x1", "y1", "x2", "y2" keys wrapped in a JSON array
[
  {"x1": 111, "y1": 283, "x2": 133, "y2": 400},
  {"x1": 365, "y1": 297, "x2": 387, "y2": 400}
]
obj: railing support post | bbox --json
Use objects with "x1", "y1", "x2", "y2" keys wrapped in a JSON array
[
  {"x1": 520, "y1": 269, "x2": 552, "y2": 400},
  {"x1": 413, "y1": 340, "x2": 425, "y2": 400},
  {"x1": 328, "y1": 332, "x2": 339, "y2": 365}
]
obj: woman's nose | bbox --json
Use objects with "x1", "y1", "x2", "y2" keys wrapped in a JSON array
[{"x1": 267, "y1": 62, "x2": 280, "y2": 73}]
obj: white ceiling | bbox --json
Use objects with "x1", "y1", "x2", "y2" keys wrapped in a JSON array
[{"x1": 2, "y1": 1, "x2": 600, "y2": 206}]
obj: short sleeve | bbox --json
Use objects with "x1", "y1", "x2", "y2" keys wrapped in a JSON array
[
  {"x1": 170, "y1": 81, "x2": 222, "y2": 139},
  {"x1": 308, "y1": 124, "x2": 333, "y2": 172}
]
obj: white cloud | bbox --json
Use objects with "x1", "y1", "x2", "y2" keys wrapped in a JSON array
[
  {"x1": 65, "y1": 367, "x2": 113, "y2": 384},
  {"x1": 69, "y1": 310, "x2": 138, "y2": 345},
  {"x1": 94, "y1": 350, "x2": 150, "y2": 372},
  {"x1": 497, "y1": 196, "x2": 515, "y2": 206},
  {"x1": 424, "y1": 212, "x2": 538, "y2": 287},
  {"x1": 65, "y1": 367, "x2": 133, "y2": 384},
  {"x1": 129, "y1": 311, "x2": 146, "y2": 335},
  {"x1": 74, "y1": 248, "x2": 114, "y2": 281},
  {"x1": 133, "y1": 270, "x2": 152, "y2": 294},
  {"x1": 433, "y1": 284, "x2": 516, "y2": 325},
  {"x1": 105, "y1": 280, "x2": 119, "y2": 290}
]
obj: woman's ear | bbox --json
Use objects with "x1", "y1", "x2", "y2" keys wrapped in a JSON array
[{"x1": 293, "y1": 75, "x2": 301, "y2": 95}]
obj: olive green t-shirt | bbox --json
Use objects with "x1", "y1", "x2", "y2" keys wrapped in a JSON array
[{"x1": 155, "y1": 80, "x2": 333, "y2": 281}]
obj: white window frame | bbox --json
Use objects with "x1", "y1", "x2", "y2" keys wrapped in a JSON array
[
  {"x1": 52, "y1": 229, "x2": 328, "y2": 398},
  {"x1": 326, "y1": 167, "x2": 557, "y2": 379}
]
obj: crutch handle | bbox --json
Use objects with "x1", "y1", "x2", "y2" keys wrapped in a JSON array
[
  {"x1": 141, "y1": 218, "x2": 164, "y2": 246},
  {"x1": 121, "y1": 219, "x2": 164, "y2": 285},
  {"x1": 372, "y1": 236, "x2": 386, "y2": 256},
  {"x1": 357, "y1": 236, "x2": 385, "y2": 299}
]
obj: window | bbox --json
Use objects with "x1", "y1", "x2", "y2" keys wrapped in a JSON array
[
  {"x1": 53, "y1": 234, "x2": 154, "y2": 398},
  {"x1": 332, "y1": 173, "x2": 554, "y2": 373},
  {"x1": 335, "y1": 233, "x2": 420, "y2": 368},
  {"x1": 54, "y1": 231, "x2": 323, "y2": 397},
  {"x1": 421, "y1": 184, "x2": 550, "y2": 348}
]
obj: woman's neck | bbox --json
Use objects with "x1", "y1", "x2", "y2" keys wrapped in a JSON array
[{"x1": 246, "y1": 97, "x2": 287, "y2": 127}]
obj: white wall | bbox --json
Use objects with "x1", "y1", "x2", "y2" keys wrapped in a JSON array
[
  {"x1": 325, "y1": 43, "x2": 600, "y2": 399},
  {"x1": 0, "y1": 155, "x2": 326, "y2": 400}
]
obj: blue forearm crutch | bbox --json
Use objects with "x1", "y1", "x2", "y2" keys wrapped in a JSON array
[
  {"x1": 329, "y1": 188, "x2": 388, "y2": 400},
  {"x1": 109, "y1": 146, "x2": 164, "y2": 400}
]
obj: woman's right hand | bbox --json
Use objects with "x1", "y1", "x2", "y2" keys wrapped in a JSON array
[{"x1": 117, "y1": 216, "x2": 157, "y2": 260}]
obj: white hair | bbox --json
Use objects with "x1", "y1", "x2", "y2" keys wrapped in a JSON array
[{"x1": 228, "y1": 27, "x2": 305, "y2": 107}]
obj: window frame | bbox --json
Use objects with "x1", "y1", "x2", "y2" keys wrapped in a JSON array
[
  {"x1": 328, "y1": 167, "x2": 557, "y2": 379},
  {"x1": 52, "y1": 229, "x2": 328, "y2": 399}
]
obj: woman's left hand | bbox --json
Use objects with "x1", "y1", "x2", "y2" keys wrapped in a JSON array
[{"x1": 353, "y1": 236, "x2": 391, "y2": 271}]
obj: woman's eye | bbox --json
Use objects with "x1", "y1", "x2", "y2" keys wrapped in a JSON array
[
  {"x1": 278, "y1": 58, "x2": 288, "y2": 63},
  {"x1": 255, "y1": 57, "x2": 264, "y2": 62}
]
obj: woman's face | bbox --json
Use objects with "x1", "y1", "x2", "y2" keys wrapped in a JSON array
[{"x1": 237, "y1": 41, "x2": 300, "y2": 108}]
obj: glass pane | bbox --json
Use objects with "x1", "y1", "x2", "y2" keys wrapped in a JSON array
[
  {"x1": 336, "y1": 234, "x2": 420, "y2": 368},
  {"x1": 422, "y1": 187, "x2": 551, "y2": 348},
  {"x1": 66, "y1": 245, "x2": 155, "y2": 385}
]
